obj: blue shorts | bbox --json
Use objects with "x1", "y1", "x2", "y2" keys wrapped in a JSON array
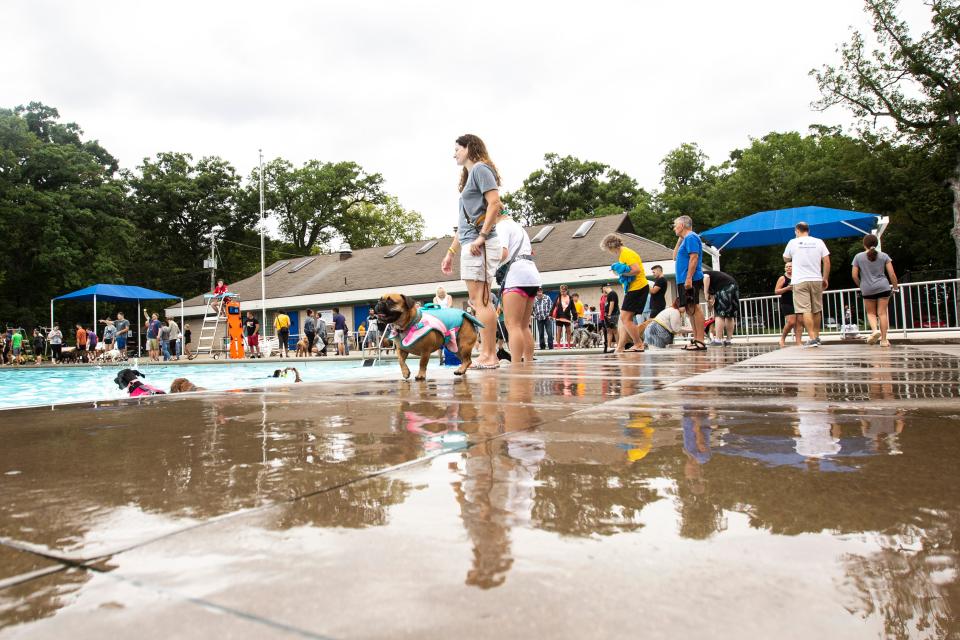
[{"x1": 116, "y1": 336, "x2": 127, "y2": 350}]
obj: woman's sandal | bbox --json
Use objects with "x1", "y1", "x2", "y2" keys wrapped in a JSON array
[
  {"x1": 625, "y1": 346, "x2": 645, "y2": 353},
  {"x1": 683, "y1": 340, "x2": 707, "y2": 351}
]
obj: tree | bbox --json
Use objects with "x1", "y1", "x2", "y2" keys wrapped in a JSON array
[
  {"x1": 503, "y1": 153, "x2": 647, "y2": 225},
  {"x1": 812, "y1": 0, "x2": 960, "y2": 273},
  {"x1": 0, "y1": 103, "x2": 133, "y2": 328},
  {"x1": 340, "y1": 196, "x2": 425, "y2": 249},
  {"x1": 126, "y1": 152, "x2": 252, "y2": 296},
  {"x1": 253, "y1": 159, "x2": 385, "y2": 253}
]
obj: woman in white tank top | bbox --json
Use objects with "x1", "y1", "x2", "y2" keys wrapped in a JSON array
[{"x1": 495, "y1": 214, "x2": 541, "y2": 363}]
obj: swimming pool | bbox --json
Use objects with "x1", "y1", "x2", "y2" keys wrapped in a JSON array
[{"x1": 0, "y1": 359, "x2": 384, "y2": 410}]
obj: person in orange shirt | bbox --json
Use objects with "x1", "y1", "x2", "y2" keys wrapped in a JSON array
[{"x1": 75, "y1": 323, "x2": 88, "y2": 356}]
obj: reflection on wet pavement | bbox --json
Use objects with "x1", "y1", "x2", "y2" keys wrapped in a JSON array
[{"x1": 2, "y1": 344, "x2": 960, "y2": 638}]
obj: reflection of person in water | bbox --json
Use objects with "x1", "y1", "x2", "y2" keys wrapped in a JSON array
[
  {"x1": 794, "y1": 409, "x2": 841, "y2": 462},
  {"x1": 452, "y1": 374, "x2": 544, "y2": 589},
  {"x1": 859, "y1": 408, "x2": 905, "y2": 455},
  {"x1": 677, "y1": 407, "x2": 725, "y2": 539},
  {"x1": 620, "y1": 414, "x2": 655, "y2": 463}
]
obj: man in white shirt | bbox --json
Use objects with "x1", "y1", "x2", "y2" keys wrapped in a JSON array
[{"x1": 783, "y1": 221, "x2": 830, "y2": 348}]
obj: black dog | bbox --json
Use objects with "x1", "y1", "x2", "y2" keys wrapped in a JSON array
[{"x1": 114, "y1": 368, "x2": 165, "y2": 396}]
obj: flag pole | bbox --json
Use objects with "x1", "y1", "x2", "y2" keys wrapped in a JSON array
[{"x1": 259, "y1": 149, "x2": 267, "y2": 340}]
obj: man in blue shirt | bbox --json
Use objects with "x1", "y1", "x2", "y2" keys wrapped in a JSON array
[
  {"x1": 332, "y1": 308, "x2": 348, "y2": 356},
  {"x1": 673, "y1": 215, "x2": 707, "y2": 350}
]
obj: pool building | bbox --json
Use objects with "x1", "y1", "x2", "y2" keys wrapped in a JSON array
[{"x1": 166, "y1": 213, "x2": 677, "y2": 341}]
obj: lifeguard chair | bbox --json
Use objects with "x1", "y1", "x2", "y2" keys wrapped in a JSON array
[{"x1": 195, "y1": 291, "x2": 242, "y2": 359}]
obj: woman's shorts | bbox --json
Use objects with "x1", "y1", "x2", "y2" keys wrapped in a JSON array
[
  {"x1": 621, "y1": 285, "x2": 650, "y2": 314},
  {"x1": 713, "y1": 283, "x2": 740, "y2": 318},
  {"x1": 460, "y1": 237, "x2": 501, "y2": 283},
  {"x1": 779, "y1": 304, "x2": 796, "y2": 318},
  {"x1": 643, "y1": 322, "x2": 674, "y2": 348},
  {"x1": 862, "y1": 290, "x2": 891, "y2": 300},
  {"x1": 503, "y1": 286, "x2": 539, "y2": 298}
]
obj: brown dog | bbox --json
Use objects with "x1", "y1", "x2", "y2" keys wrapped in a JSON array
[
  {"x1": 170, "y1": 378, "x2": 205, "y2": 393},
  {"x1": 374, "y1": 293, "x2": 480, "y2": 380},
  {"x1": 295, "y1": 335, "x2": 310, "y2": 357}
]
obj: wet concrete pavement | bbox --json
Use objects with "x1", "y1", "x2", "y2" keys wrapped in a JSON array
[{"x1": 2, "y1": 344, "x2": 959, "y2": 638}]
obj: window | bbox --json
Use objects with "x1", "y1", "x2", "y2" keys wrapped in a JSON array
[
  {"x1": 571, "y1": 220, "x2": 596, "y2": 238},
  {"x1": 416, "y1": 240, "x2": 439, "y2": 254},
  {"x1": 384, "y1": 245, "x2": 406, "y2": 258},
  {"x1": 288, "y1": 257, "x2": 316, "y2": 273},
  {"x1": 264, "y1": 260, "x2": 290, "y2": 276},
  {"x1": 530, "y1": 225, "x2": 554, "y2": 243}
]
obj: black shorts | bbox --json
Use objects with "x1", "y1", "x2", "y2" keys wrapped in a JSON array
[
  {"x1": 621, "y1": 285, "x2": 649, "y2": 314},
  {"x1": 278, "y1": 328, "x2": 290, "y2": 344},
  {"x1": 861, "y1": 290, "x2": 891, "y2": 300},
  {"x1": 677, "y1": 279, "x2": 704, "y2": 308},
  {"x1": 605, "y1": 313, "x2": 619, "y2": 329}
]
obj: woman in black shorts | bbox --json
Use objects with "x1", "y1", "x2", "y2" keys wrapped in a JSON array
[{"x1": 775, "y1": 262, "x2": 800, "y2": 348}]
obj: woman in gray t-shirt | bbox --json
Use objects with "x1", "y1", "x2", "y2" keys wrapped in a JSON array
[
  {"x1": 852, "y1": 233, "x2": 899, "y2": 347},
  {"x1": 439, "y1": 134, "x2": 503, "y2": 369}
]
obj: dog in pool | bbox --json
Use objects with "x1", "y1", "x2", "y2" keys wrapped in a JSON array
[{"x1": 114, "y1": 369, "x2": 166, "y2": 396}]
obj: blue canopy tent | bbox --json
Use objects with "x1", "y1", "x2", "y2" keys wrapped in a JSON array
[
  {"x1": 700, "y1": 206, "x2": 888, "y2": 268},
  {"x1": 52, "y1": 284, "x2": 183, "y2": 357}
]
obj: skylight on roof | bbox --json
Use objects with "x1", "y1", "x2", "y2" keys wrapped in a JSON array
[
  {"x1": 384, "y1": 245, "x2": 406, "y2": 258},
  {"x1": 288, "y1": 257, "x2": 316, "y2": 273},
  {"x1": 571, "y1": 220, "x2": 596, "y2": 238},
  {"x1": 416, "y1": 240, "x2": 439, "y2": 254},
  {"x1": 264, "y1": 260, "x2": 290, "y2": 276},
  {"x1": 530, "y1": 225, "x2": 554, "y2": 243}
]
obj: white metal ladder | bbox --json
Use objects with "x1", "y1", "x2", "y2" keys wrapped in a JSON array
[{"x1": 195, "y1": 294, "x2": 226, "y2": 356}]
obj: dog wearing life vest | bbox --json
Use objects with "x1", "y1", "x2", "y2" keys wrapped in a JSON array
[
  {"x1": 374, "y1": 293, "x2": 481, "y2": 380},
  {"x1": 114, "y1": 368, "x2": 166, "y2": 396}
]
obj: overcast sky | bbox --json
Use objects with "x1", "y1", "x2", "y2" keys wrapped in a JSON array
[{"x1": 3, "y1": 0, "x2": 930, "y2": 240}]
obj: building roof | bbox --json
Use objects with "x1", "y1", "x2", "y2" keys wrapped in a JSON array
[{"x1": 176, "y1": 214, "x2": 673, "y2": 309}]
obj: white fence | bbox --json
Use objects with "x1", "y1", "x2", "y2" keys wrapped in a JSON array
[{"x1": 735, "y1": 278, "x2": 960, "y2": 338}]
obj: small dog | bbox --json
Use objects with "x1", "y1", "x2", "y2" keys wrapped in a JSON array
[
  {"x1": 114, "y1": 369, "x2": 165, "y2": 396},
  {"x1": 170, "y1": 378, "x2": 205, "y2": 393},
  {"x1": 295, "y1": 335, "x2": 310, "y2": 357},
  {"x1": 374, "y1": 293, "x2": 481, "y2": 380},
  {"x1": 59, "y1": 347, "x2": 81, "y2": 364},
  {"x1": 572, "y1": 326, "x2": 602, "y2": 349}
]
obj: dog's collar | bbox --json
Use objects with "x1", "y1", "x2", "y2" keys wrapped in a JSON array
[{"x1": 393, "y1": 308, "x2": 422, "y2": 332}]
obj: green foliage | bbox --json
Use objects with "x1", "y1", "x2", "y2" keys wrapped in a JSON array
[
  {"x1": 503, "y1": 153, "x2": 648, "y2": 225},
  {"x1": 0, "y1": 103, "x2": 133, "y2": 328},
  {"x1": 812, "y1": 0, "x2": 960, "y2": 272},
  {"x1": 250, "y1": 159, "x2": 386, "y2": 252},
  {"x1": 341, "y1": 196, "x2": 425, "y2": 249},
  {"x1": 0, "y1": 105, "x2": 426, "y2": 331}
]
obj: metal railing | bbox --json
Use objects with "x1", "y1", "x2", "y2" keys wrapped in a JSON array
[{"x1": 734, "y1": 278, "x2": 960, "y2": 338}]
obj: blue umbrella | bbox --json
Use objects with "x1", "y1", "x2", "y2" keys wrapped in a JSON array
[{"x1": 701, "y1": 205, "x2": 884, "y2": 251}]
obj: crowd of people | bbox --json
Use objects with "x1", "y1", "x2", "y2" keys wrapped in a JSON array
[{"x1": 2, "y1": 135, "x2": 902, "y2": 367}]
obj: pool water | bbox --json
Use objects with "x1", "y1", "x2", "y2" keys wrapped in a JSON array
[{"x1": 0, "y1": 359, "x2": 379, "y2": 409}]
